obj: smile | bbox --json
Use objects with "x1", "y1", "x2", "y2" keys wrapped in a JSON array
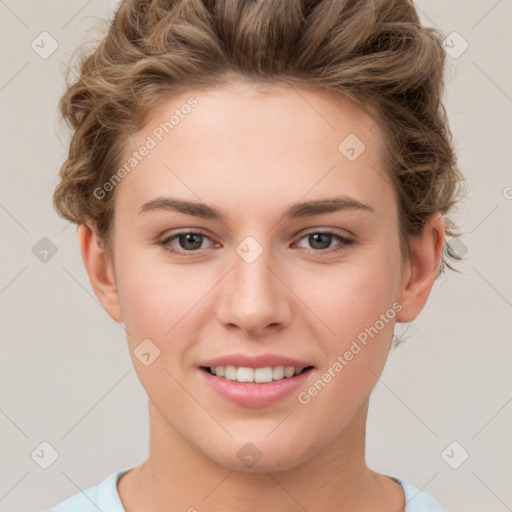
[{"x1": 202, "y1": 365, "x2": 313, "y2": 383}]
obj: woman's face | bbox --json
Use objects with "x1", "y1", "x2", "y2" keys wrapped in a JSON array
[{"x1": 87, "y1": 82, "x2": 423, "y2": 472}]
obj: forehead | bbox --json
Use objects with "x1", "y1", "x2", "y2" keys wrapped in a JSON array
[{"x1": 114, "y1": 82, "x2": 394, "y2": 219}]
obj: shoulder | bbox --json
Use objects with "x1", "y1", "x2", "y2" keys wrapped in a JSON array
[
  {"x1": 46, "y1": 468, "x2": 131, "y2": 512},
  {"x1": 392, "y1": 477, "x2": 447, "y2": 512}
]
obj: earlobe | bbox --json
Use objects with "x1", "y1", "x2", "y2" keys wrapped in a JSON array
[
  {"x1": 79, "y1": 221, "x2": 124, "y2": 323},
  {"x1": 395, "y1": 213, "x2": 445, "y2": 324}
]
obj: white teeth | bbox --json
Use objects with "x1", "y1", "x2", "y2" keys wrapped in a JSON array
[
  {"x1": 207, "y1": 365, "x2": 309, "y2": 382},
  {"x1": 236, "y1": 367, "x2": 254, "y2": 382},
  {"x1": 225, "y1": 365, "x2": 237, "y2": 380},
  {"x1": 272, "y1": 365, "x2": 284, "y2": 380},
  {"x1": 284, "y1": 366, "x2": 295, "y2": 378},
  {"x1": 254, "y1": 367, "x2": 273, "y2": 383}
]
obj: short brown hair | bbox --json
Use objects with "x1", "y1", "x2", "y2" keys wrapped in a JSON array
[{"x1": 53, "y1": 0, "x2": 466, "y2": 275}]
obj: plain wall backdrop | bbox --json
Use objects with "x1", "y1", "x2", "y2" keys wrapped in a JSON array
[{"x1": 1, "y1": 1, "x2": 511, "y2": 511}]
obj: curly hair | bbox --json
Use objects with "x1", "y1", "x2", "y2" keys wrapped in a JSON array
[{"x1": 53, "y1": 0, "x2": 466, "y2": 275}]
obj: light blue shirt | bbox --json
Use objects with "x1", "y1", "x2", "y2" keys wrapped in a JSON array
[{"x1": 46, "y1": 467, "x2": 447, "y2": 511}]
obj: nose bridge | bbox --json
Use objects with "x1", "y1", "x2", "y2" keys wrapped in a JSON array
[{"x1": 216, "y1": 235, "x2": 290, "y2": 334}]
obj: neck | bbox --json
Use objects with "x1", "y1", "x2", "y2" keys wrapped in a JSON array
[{"x1": 118, "y1": 398, "x2": 404, "y2": 512}]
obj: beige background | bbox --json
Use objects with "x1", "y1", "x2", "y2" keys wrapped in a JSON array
[{"x1": 1, "y1": 1, "x2": 511, "y2": 511}]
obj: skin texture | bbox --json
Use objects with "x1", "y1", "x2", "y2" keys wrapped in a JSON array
[{"x1": 79, "y1": 82, "x2": 445, "y2": 512}]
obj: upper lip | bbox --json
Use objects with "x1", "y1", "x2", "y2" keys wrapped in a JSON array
[{"x1": 200, "y1": 353, "x2": 314, "y2": 369}]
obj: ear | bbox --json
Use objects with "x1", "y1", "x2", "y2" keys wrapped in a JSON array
[
  {"x1": 79, "y1": 220, "x2": 124, "y2": 323},
  {"x1": 395, "y1": 213, "x2": 445, "y2": 323}
]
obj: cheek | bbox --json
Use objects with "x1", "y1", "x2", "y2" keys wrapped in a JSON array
[
  {"x1": 297, "y1": 270, "x2": 397, "y2": 424},
  {"x1": 295, "y1": 257, "x2": 398, "y2": 338},
  {"x1": 116, "y1": 250, "x2": 188, "y2": 321},
  {"x1": 116, "y1": 253, "x2": 212, "y2": 365},
  {"x1": 292, "y1": 250, "x2": 400, "y2": 402}
]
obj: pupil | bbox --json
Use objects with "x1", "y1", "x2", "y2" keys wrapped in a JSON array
[
  {"x1": 180, "y1": 233, "x2": 202, "y2": 250},
  {"x1": 310, "y1": 233, "x2": 331, "y2": 250}
]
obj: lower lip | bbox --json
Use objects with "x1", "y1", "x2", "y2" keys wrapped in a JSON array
[{"x1": 199, "y1": 367, "x2": 314, "y2": 408}]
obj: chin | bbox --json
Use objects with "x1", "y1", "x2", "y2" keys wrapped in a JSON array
[{"x1": 202, "y1": 436, "x2": 316, "y2": 474}]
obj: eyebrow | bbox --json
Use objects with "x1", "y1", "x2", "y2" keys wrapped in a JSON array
[{"x1": 137, "y1": 195, "x2": 374, "y2": 220}]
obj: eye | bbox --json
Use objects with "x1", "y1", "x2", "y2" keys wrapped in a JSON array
[
  {"x1": 159, "y1": 230, "x2": 216, "y2": 255},
  {"x1": 294, "y1": 231, "x2": 355, "y2": 254},
  {"x1": 158, "y1": 229, "x2": 355, "y2": 257}
]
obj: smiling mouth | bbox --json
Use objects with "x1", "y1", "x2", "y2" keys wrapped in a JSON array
[{"x1": 200, "y1": 365, "x2": 315, "y2": 383}]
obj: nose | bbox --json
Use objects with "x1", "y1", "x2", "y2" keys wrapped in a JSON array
[{"x1": 215, "y1": 241, "x2": 293, "y2": 337}]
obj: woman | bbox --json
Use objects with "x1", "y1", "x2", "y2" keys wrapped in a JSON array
[{"x1": 48, "y1": 0, "x2": 465, "y2": 510}]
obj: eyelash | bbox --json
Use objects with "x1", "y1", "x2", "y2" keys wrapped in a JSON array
[{"x1": 158, "y1": 230, "x2": 356, "y2": 257}]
